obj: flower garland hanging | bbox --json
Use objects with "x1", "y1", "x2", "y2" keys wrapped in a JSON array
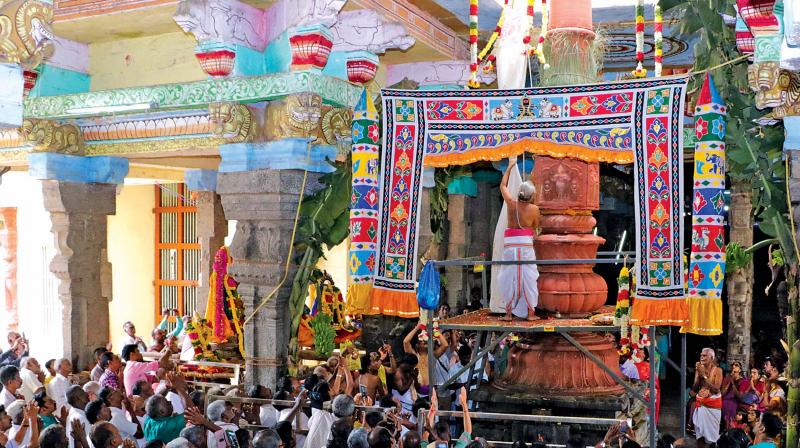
[
  {"x1": 468, "y1": 0, "x2": 480, "y2": 88},
  {"x1": 535, "y1": 0, "x2": 549, "y2": 67},
  {"x1": 654, "y1": 4, "x2": 663, "y2": 77},
  {"x1": 478, "y1": 0, "x2": 509, "y2": 75},
  {"x1": 632, "y1": 0, "x2": 647, "y2": 78},
  {"x1": 614, "y1": 266, "x2": 632, "y2": 356}
]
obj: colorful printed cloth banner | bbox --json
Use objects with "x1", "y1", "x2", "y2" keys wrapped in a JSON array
[
  {"x1": 379, "y1": 77, "x2": 689, "y2": 325},
  {"x1": 681, "y1": 74, "x2": 726, "y2": 335},
  {"x1": 347, "y1": 90, "x2": 380, "y2": 315}
]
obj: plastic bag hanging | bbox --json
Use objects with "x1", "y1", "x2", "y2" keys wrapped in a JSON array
[{"x1": 417, "y1": 261, "x2": 440, "y2": 310}]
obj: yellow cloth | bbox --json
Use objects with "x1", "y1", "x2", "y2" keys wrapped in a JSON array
[{"x1": 378, "y1": 365, "x2": 387, "y2": 386}]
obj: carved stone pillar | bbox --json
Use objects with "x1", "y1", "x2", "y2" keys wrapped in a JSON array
[
  {"x1": 29, "y1": 150, "x2": 127, "y2": 369},
  {"x1": 0, "y1": 208, "x2": 18, "y2": 332},
  {"x1": 726, "y1": 182, "x2": 754, "y2": 368},
  {"x1": 42, "y1": 181, "x2": 117, "y2": 367},
  {"x1": 186, "y1": 170, "x2": 227, "y2": 315},
  {"x1": 446, "y1": 193, "x2": 471, "y2": 311},
  {"x1": 217, "y1": 169, "x2": 323, "y2": 387}
]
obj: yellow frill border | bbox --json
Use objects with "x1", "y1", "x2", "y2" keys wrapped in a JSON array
[
  {"x1": 680, "y1": 298, "x2": 722, "y2": 336},
  {"x1": 423, "y1": 141, "x2": 634, "y2": 168},
  {"x1": 346, "y1": 283, "x2": 373, "y2": 315},
  {"x1": 630, "y1": 298, "x2": 689, "y2": 327},
  {"x1": 368, "y1": 289, "x2": 420, "y2": 318}
]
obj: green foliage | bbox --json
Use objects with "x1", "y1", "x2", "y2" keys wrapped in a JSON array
[
  {"x1": 288, "y1": 159, "x2": 352, "y2": 360},
  {"x1": 309, "y1": 312, "x2": 335, "y2": 358},
  {"x1": 726, "y1": 242, "x2": 753, "y2": 273},
  {"x1": 661, "y1": 0, "x2": 795, "y2": 264}
]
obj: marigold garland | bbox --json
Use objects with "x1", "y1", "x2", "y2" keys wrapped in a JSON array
[
  {"x1": 468, "y1": 0, "x2": 480, "y2": 88},
  {"x1": 632, "y1": 0, "x2": 647, "y2": 78},
  {"x1": 614, "y1": 266, "x2": 632, "y2": 356},
  {"x1": 654, "y1": 4, "x2": 663, "y2": 77},
  {"x1": 478, "y1": 0, "x2": 509, "y2": 75}
]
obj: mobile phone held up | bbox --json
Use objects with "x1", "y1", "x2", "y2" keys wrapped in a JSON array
[{"x1": 359, "y1": 384, "x2": 368, "y2": 395}]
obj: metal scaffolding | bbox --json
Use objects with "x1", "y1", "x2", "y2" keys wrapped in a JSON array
[{"x1": 425, "y1": 256, "x2": 688, "y2": 448}]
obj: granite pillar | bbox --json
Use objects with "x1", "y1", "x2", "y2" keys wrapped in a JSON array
[
  {"x1": 446, "y1": 194, "x2": 470, "y2": 311},
  {"x1": 185, "y1": 170, "x2": 227, "y2": 315},
  {"x1": 42, "y1": 181, "x2": 116, "y2": 367},
  {"x1": 217, "y1": 140, "x2": 334, "y2": 387},
  {"x1": 29, "y1": 153, "x2": 128, "y2": 368}
]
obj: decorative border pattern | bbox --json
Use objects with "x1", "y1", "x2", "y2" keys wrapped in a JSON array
[{"x1": 24, "y1": 71, "x2": 362, "y2": 119}]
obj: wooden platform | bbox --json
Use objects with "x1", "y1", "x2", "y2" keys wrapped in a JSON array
[{"x1": 437, "y1": 307, "x2": 618, "y2": 333}]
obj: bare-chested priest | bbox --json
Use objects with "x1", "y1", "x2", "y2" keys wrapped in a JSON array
[{"x1": 499, "y1": 160, "x2": 540, "y2": 321}]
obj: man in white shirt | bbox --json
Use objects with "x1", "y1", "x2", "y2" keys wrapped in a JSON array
[
  {"x1": 205, "y1": 400, "x2": 239, "y2": 448},
  {"x1": 18, "y1": 358, "x2": 44, "y2": 402},
  {"x1": 6, "y1": 401, "x2": 31, "y2": 448},
  {"x1": 105, "y1": 388, "x2": 141, "y2": 442},
  {"x1": 120, "y1": 322, "x2": 146, "y2": 354},
  {"x1": 0, "y1": 366, "x2": 23, "y2": 408},
  {"x1": 276, "y1": 390, "x2": 308, "y2": 448},
  {"x1": 65, "y1": 385, "x2": 91, "y2": 448},
  {"x1": 304, "y1": 396, "x2": 334, "y2": 448},
  {"x1": 47, "y1": 359, "x2": 73, "y2": 414}
]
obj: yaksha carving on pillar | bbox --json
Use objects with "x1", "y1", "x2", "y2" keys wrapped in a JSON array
[
  {"x1": 264, "y1": 93, "x2": 323, "y2": 140},
  {"x1": 209, "y1": 102, "x2": 257, "y2": 143},
  {"x1": 21, "y1": 119, "x2": 84, "y2": 155},
  {"x1": 0, "y1": 0, "x2": 55, "y2": 69},
  {"x1": 321, "y1": 106, "x2": 353, "y2": 146}
]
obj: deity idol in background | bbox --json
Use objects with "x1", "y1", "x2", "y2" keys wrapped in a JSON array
[
  {"x1": 204, "y1": 246, "x2": 245, "y2": 357},
  {"x1": 498, "y1": 160, "x2": 540, "y2": 321}
]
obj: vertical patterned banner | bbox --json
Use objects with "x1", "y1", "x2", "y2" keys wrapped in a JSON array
[
  {"x1": 682, "y1": 74, "x2": 726, "y2": 335},
  {"x1": 347, "y1": 90, "x2": 380, "y2": 315},
  {"x1": 630, "y1": 83, "x2": 689, "y2": 326}
]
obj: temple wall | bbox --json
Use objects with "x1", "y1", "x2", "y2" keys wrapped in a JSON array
[
  {"x1": 89, "y1": 32, "x2": 206, "y2": 91},
  {"x1": 107, "y1": 184, "x2": 156, "y2": 352},
  {"x1": 0, "y1": 172, "x2": 62, "y2": 363}
]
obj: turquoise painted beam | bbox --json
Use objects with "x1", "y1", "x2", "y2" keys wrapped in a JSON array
[
  {"x1": 28, "y1": 153, "x2": 129, "y2": 184},
  {"x1": 219, "y1": 138, "x2": 338, "y2": 173},
  {"x1": 24, "y1": 71, "x2": 361, "y2": 120},
  {"x1": 30, "y1": 65, "x2": 91, "y2": 97},
  {"x1": 185, "y1": 169, "x2": 218, "y2": 192}
]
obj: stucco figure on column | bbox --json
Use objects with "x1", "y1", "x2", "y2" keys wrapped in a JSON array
[{"x1": 0, "y1": 0, "x2": 55, "y2": 69}]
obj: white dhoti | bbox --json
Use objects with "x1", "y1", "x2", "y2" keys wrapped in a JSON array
[
  {"x1": 693, "y1": 395, "x2": 722, "y2": 443},
  {"x1": 498, "y1": 228, "x2": 539, "y2": 318}
]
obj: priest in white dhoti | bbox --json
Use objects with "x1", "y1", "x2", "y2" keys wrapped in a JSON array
[{"x1": 497, "y1": 160, "x2": 540, "y2": 321}]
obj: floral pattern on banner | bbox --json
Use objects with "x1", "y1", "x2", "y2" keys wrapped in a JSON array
[
  {"x1": 681, "y1": 74, "x2": 727, "y2": 336},
  {"x1": 379, "y1": 78, "x2": 689, "y2": 326}
]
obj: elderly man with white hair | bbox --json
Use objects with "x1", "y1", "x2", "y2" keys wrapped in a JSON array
[
  {"x1": 692, "y1": 348, "x2": 723, "y2": 448},
  {"x1": 205, "y1": 400, "x2": 238, "y2": 448},
  {"x1": 47, "y1": 359, "x2": 73, "y2": 414},
  {"x1": 7, "y1": 400, "x2": 40, "y2": 448},
  {"x1": 18, "y1": 358, "x2": 44, "y2": 402}
]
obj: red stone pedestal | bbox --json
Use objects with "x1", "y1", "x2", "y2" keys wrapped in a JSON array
[
  {"x1": 533, "y1": 157, "x2": 607, "y2": 316},
  {"x1": 494, "y1": 333, "x2": 625, "y2": 396}
]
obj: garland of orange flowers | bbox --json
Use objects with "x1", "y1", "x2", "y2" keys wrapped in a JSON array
[
  {"x1": 468, "y1": 0, "x2": 480, "y2": 88},
  {"x1": 632, "y1": 0, "x2": 647, "y2": 78},
  {"x1": 478, "y1": 0, "x2": 509, "y2": 74},
  {"x1": 654, "y1": 4, "x2": 663, "y2": 77}
]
